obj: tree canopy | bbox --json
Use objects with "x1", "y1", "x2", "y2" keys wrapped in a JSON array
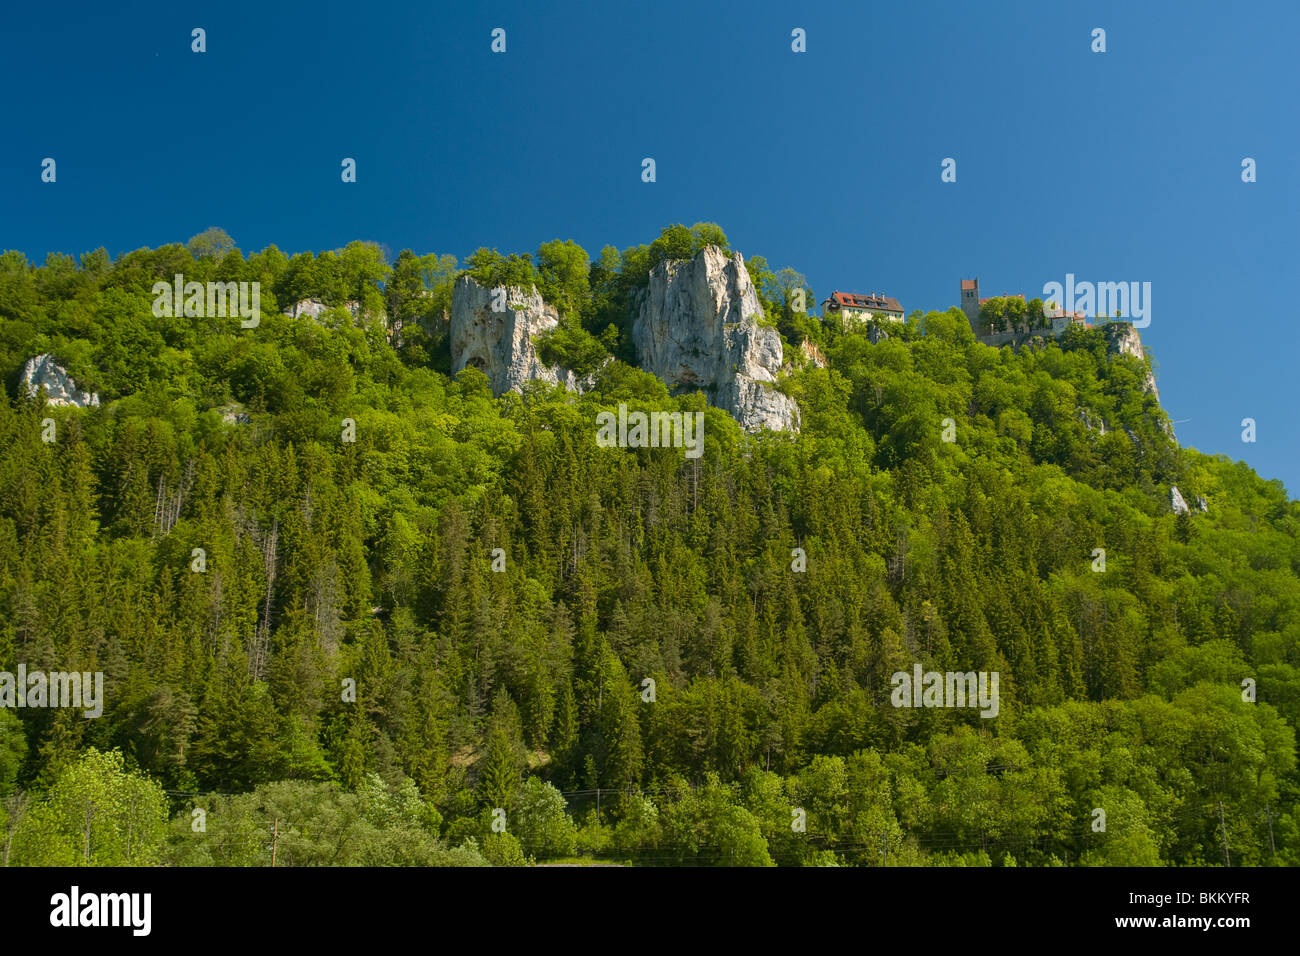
[{"x1": 0, "y1": 227, "x2": 1295, "y2": 867}]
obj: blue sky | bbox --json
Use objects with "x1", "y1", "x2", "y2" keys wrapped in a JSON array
[{"x1": 2, "y1": 0, "x2": 1297, "y2": 494}]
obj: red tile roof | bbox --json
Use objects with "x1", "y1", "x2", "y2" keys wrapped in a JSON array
[
  {"x1": 960, "y1": 279, "x2": 978, "y2": 291},
  {"x1": 824, "y1": 291, "x2": 904, "y2": 313}
]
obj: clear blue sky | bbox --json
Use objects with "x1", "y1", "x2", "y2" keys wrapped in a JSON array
[{"x1": 3, "y1": 0, "x2": 1297, "y2": 494}]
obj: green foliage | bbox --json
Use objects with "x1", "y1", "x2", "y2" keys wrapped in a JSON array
[
  {"x1": 0, "y1": 711, "x2": 25, "y2": 796},
  {"x1": 386, "y1": 249, "x2": 429, "y2": 330},
  {"x1": 689, "y1": 222, "x2": 729, "y2": 254},
  {"x1": 745, "y1": 254, "x2": 777, "y2": 317},
  {"x1": 763, "y1": 266, "x2": 819, "y2": 346},
  {"x1": 167, "y1": 775, "x2": 475, "y2": 866},
  {"x1": 480, "y1": 830, "x2": 528, "y2": 866},
  {"x1": 9, "y1": 749, "x2": 167, "y2": 866},
  {"x1": 658, "y1": 773, "x2": 775, "y2": 866},
  {"x1": 536, "y1": 321, "x2": 609, "y2": 377},
  {"x1": 535, "y1": 240, "x2": 590, "y2": 317},
  {"x1": 648, "y1": 224, "x2": 695, "y2": 268},
  {"x1": 419, "y1": 253, "x2": 459, "y2": 317},
  {"x1": 512, "y1": 777, "x2": 578, "y2": 859},
  {"x1": 646, "y1": 222, "x2": 730, "y2": 272},
  {"x1": 977, "y1": 295, "x2": 1027, "y2": 334},
  {"x1": 463, "y1": 248, "x2": 538, "y2": 290},
  {"x1": 478, "y1": 693, "x2": 526, "y2": 811},
  {"x1": 0, "y1": 230, "x2": 1296, "y2": 868},
  {"x1": 186, "y1": 227, "x2": 235, "y2": 261}
]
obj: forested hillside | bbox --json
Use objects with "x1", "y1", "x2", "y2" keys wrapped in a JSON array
[{"x1": 0, "y1": 225, "x2": 1296, "y2": 867}]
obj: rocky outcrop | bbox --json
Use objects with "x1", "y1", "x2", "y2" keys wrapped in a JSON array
[
  {"x1": 632, "y1": 246, "x2": 799, "y2": 432},
  {"x1": 449, "y1": 277, "x2": 583, "y2": 395},
  {"x1": 21, "y1": 354, "x2": 99, "y2": 408},
  {"x1": 783, "y1": 340, "x2": 828, "y2": 374},
  {"x1": 1102, "y1": 321, "x2": 1177, "y2": 440},
  {"x1": 285, "y1": 299, "x2": 363, "y2": 320},
  {"x1": 215, "y1": 403, "x2": 251, "y2": 425},
  {"x1": 1170, "y1": 486, "x2": 1190, "y2": 515},
  {"x1": 1104, "y1": 322, "x2": 1158, "y2": 400},
  {"x1": 1196, "y1": 495, "x2": 1209, "y2": 513},
  {"x1": 1077, "y1": 408, "x2": 1107, "y2": 435}
]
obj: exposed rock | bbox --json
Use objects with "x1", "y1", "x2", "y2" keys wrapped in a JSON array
[
  {"x1": 1197, "y1": 495, "x2": 1208, "y2": 513},
  {"x1": 632, "y1": 246, "x2": 799, "y2": 432},
  {"x1": 286, "y1": 299, "x2": 361, "y2": 320},
  {"x1": 1077, "y1": 408, "x2": 1107, "y2": 435},
  {"x1": 21, "y1": 354, "x2": 99, "y2": 408},
  {"x1": 1101, "y1": 321, "x2": 1178, "y2": 441},
  {"x1": 867, "y1": 323, "x2": 889, "y2": 345},
  {"x1": 783, "y1": 339, "x2": 828, "y2": 374},
  {"x1": 449, "y1": 277, "x2": 584, "y2": 395},
  {"x1": 1104, "y1": 322, "x2": 1159, "y2": 400},
  {"x1": 1170, "y1": 486, "x2": 1190, "y2": 515},
  {"x1": 287, "y1": 299, "x2": 327, "y2": 319},
  {"x1": 214, "y1": 403, "x2": 251, "y2": 425}
]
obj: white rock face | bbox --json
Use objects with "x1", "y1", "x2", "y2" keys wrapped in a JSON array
[
  {"x1": 285, "y1": 299, "x2": 361, "y2": 320},
  {"x1": 450, "y1": 277, "x2": 582, "y2": 394},
  {"x1": 1104, "y1": 322, "x2": 1159, "y2": 400},
  {"x1": 21, "y1": 354, "x2": 99, "y2": 408},
  {"x1": 215, "y1": 403, "x2": 251, "y2": 425},
  {"x1": 1077, "y1": 408, "x2": 1107, "y2": 436},
  {"x1": 1196, "y1": 495, "x2": 1209, "y2": 513},
  {"x1": 1103, "y1": 321, "x2": 1177, "y2": 440},
  {"x1": 801, "y1": 340, "x2": 828, "y2": 369},
  {"x1": 632, "y1": 246, "x2": 799, "y2": 432},
  {"x1": 1170, "y1": 486, "x2": 1190, "y2": 515},
  {"x1": 784, "y1": 339, "x2": 828, "y2": 374}
]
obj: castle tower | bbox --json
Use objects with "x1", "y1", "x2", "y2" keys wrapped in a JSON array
[{"x1": 960, "y1": 278, "x2": 980, "y2": 329}]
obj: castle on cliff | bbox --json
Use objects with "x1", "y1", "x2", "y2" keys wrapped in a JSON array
[{"x1": 960, "y1": 277, "x2": 1089, "y2": 345}]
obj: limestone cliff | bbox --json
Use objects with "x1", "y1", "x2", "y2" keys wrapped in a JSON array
[
  {"x1": 21, "y1": 354, "x2": 99, "y2": 408},
  {"x1": 1101, "y1": 321, "x2": 1174, "y2": 440},
  {"x1": 1104, "y1": 322, "x2": 1159, "y2": 400},
  {"x1": 784, "y1": 339, "x2": 828, "y2": 373},
  {"x1": 285, "y1": 299, "x2": 362, "y2": 320},
  {"x1": 632, "y1": 246, "x2": 799, "y2": 432},
  {"x1": 450, "y1": 277, "x2": 583, "y2": 395}
]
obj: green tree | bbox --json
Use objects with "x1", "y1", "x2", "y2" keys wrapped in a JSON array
[
  {"x1": 535, "y1": 239, "x2": 590, "y2": 317},
  {"x1": 10, "y1": 749, "x2": 168, "y2": 866},
  {"x1": 478, "y1": 693, "x2": 525, "y2": 810},
  {"x1": 648, "y1": 224, "x2": 694, "y2": 268},
  {"x1": 689, "y1": 222, "x2": 729, "y2": 254},
  {"x1": 0, "y1": 711, "x2": 25, "y2": 795},
  {"x1": 187, "y1": 227, "x2": 235, "y2": 261},
  {"x1": 512, "y1": 777, "x2": 577, "y2": 859}
]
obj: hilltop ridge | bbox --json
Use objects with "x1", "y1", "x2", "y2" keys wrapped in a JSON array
[{"x1": 0, "y1": 225, "x2": 1295, "y2": 868}]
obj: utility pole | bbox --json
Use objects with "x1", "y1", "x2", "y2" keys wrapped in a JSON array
[
  {"x1": 1217, "y1": 802, "x2": 1231, "y2": 867},
  {"x1": 271, "y1": 817, "x2": 279, "y2": 867},
  {"x1": 1259, "y1": 807, "x2": 1278, "y2": 858}
]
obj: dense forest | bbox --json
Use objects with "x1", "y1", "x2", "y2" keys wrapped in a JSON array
[{"x1": 0, "y1": 224, "x2": 1296, "y2": 867}]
